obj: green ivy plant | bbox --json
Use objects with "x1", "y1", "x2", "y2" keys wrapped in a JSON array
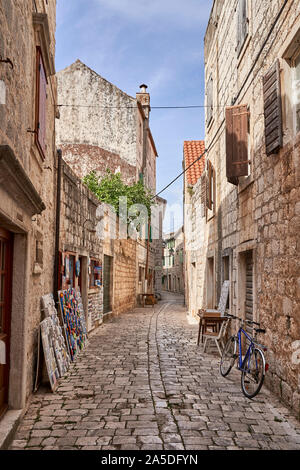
[{"x1": 83, "y1": 170, "x2": 154, "y2": 231}]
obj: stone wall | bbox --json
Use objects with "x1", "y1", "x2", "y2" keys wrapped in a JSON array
[
  {"x1": 113, "y1": 238, "x2": 137, "y2": 315},
  {"x1": 56, "y1": 60, "x2": 137, "y2": 169},
  {"x1": 60, "y1": 160, "x2": 104, "y2": 332},
  {"x1": 200, "y1": 0, "x2": 300, "y2": 416},
  {"x1": 0, "y1": 0, "x2": 57, "y2": 408}
]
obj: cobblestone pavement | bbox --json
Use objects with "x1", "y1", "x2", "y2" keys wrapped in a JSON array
[{"x1": 10, "y1": 293, "x2": 300, "y2": 450}]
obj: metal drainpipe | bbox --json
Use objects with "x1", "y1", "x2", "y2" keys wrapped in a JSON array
[{"x1": 53, "y1": 148, "x2": 62, "y2": 304}]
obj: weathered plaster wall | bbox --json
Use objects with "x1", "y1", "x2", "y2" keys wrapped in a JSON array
[{"x1": 56, "y1": 60, "x2": 137, "y2": 169}]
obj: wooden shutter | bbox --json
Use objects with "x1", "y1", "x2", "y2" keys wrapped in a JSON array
[
  {"x1": 226, "y1": 104, "x2": 249, "y2": 185},
  {"x1": 237, "y1": 0, "x2": 248, "y2": 56},
  {"x1": 207, "y1": 161, "x2": 212, "y2": 211},
  {"x1": 263, "y1": 60, "x2": 283, "y2": 156},
  {"x1": 35, "y1": 48, "x2": 47, "y2": 159},
  {"x1": 201, "y1": 173, "x2": 206, "y2": 218}
]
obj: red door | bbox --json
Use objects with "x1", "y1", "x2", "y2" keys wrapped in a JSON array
[{"x1": 0, "y1": 228, "x2": 13, "y2": 418}]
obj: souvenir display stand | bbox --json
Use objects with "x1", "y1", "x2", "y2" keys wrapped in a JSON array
[
  {"x1": 37, "y1": 294, "x2": 71, "y2": 392},
  {"x1": 58, "y1": 288, "x2": 88, "y2": 361}
]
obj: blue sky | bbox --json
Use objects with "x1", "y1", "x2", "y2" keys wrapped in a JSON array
[{"x1": 56, "y1": 0, "x2": 213, "y2": 232}]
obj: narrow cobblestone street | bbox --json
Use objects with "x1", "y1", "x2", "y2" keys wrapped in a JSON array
[{"x1": 10, "y1": 293, "x2": 300, "y2": 451}]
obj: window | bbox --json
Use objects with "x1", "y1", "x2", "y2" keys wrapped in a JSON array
[
  {"x1": 35, "y1": 47, "x2": 48, "y2": 160},
  {"x1": 139, "y1": 266, "x2": 143, "y2": 282},
  {"x1": 206, "y1": 257, "x2": 215, "y2": 308},
  {"x1": 67, "y1": 254, "x2": 76, "y2": 289},
  {"x1": 89, "y1": 259, "x2": 102, "y2": 288},
  {"x1": 237, "y1": 0, "x2": 248, "y2": 57},
  {"x1": 206, "y1": 160, "x2": 216, "y2": 213},
  {"x1": 293, "y1": 52, "x2": 300, "y2": 134},
  {"x1": 282, "y1": 28, "x2": 300, "y2": 142},
  {"x1": 223, "y1": 256, "x2": 230, "y2": 310}
]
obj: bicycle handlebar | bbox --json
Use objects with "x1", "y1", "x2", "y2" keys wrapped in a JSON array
[{"x1": 225, "y1": 313, "x2": 261, "y2": 327}]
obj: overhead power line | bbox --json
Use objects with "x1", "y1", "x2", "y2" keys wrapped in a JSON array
[
  {"x1": 56, "y1": 103, "x2": 225, "y2": 109},
  {"x1": 153, "y1": 116, "x2": 226, "y2": 199},
  {"x1": 153, "y1": 148, "x2": 207, "y2": 200}
]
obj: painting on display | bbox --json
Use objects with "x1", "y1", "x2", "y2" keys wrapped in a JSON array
[
  {"x1": 40, "y1": 317, "x2": 60, "y2": 391},
  {"x1": 39, "y1": 294, "x2": 71, "y2": 391},
  {"x1": 58, "y1": 288, "x2": 88, "y2": 361},
  {"x1": 74, "y1": 288, "x2": 88, "y2": 337}
]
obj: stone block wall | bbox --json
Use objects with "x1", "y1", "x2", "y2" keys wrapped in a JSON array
[
  {"x1": 113, "y1": 239, "x2": 137, "y2": 315},
  {"x1": 60, "y1": 160, "x2": 104, "y2": 332},
  {"x1": 0, "y1": 0, "x2": 58, "y2": 406},
  {"x1": 201, "y1": 0, "x2": 300, "y2": 416}
]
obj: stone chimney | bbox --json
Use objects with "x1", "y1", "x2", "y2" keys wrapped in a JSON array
[{"x1": 136, "y1": 84, "x2": 150, "y2": 119}]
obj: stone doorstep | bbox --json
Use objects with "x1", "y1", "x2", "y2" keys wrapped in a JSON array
[{"x1": 0, "y1": 409, "x2": 25, "y2": 450}]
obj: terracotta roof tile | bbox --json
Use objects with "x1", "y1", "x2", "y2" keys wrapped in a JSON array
[{"x1": 183, "y1": 140, "x2": 206, "y2": 185}]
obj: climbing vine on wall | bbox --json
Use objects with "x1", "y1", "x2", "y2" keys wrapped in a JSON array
[{"x1": 83, "y1": 170, "x2": 154, "y2": 228}]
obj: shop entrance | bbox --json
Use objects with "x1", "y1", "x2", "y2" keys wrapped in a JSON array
[{"x1": 103, "y1": 255, "x2": 113, "y2": 314}]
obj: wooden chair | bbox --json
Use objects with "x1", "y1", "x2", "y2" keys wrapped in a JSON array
[
  {"x1": 197, "y1": 280, "x2": 230, "y2": 346},
  {"x1": 202, "y1": 317, "x2": 230, "y2": 357}
]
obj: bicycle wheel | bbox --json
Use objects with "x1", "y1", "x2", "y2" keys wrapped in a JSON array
[
  {"x1": 241, "y1": 347, "x2": 265, "y2": 399},
  {"x1": 220, "y1": 336, "x2": 237, "y2": 377}
]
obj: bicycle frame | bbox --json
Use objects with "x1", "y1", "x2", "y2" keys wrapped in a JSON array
[{"x1": 237, "y1": 327, "x2": 256, "y2": 372}]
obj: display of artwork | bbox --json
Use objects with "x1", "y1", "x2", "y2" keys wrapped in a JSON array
[
  {"x1": 74, "y1": 288, "x2": 88, "y2": 338},
  {"x1": 40, "y1": 294, "x2": 71, "y2": 391},
  {"x1": 58, "y1": 288, "x2": 88, "y2": 361},
  {"x1": 40, "y1": 318, "x2": 60, "y2": 391}
]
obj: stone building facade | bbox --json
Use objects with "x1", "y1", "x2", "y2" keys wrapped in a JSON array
[
  {"x1": 0, "y1": 0, "x2": 57, "y2": 418},
  {"x1": 163, "y1": 227, "x2": 185, "y2": 295},
  {"x1": 58, "y1": 158, "x2": 139, "y2": 328},
  {"x1": 185, "y1": 0, "x2": 300, "y2": 416},
  {"x1": 56, "y1": 61, "x2": 160, "y2": 311},
  {"x1": 152, "y1": 196, "x2": 167, "y2": 297},
  {"x1": 58, "y1": 159, "x2": 104, "y2": 332},
  {"x1": 183, "y1": 141, "x2": 206, "y2": 315}
]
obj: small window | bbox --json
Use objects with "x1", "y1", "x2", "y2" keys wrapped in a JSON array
[
  {"x1": 207, "y1": 160, "x2": 216, "y2": 214},
  {"x1": 282, "y1": 28, "x2": 300, "y2": 141},
  {"x1": 35, "y1": 239, "x2": 43, "y2": 266},
  {"x1": 293, "y1": 52, "x2": 300, "y2": 134},
  {"x1": 35, "y1": 47, "x2": 48, "y2": 160},
  {"x1": 66, "y1": 254, "x2": 75, "y2": 289},
  {"x1": 89, "y1": 259, "x2": 102, "y2": 288},
  {"x1": 139, "y1": 266, "x2": 143, "y2": 282},
  {"x1": 237, "y1": 0, "x2": 249, "y2": 57}
]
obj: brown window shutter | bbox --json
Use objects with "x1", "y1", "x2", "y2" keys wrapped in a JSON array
[
  {"x1": 207, "y1": 161, "x2": 212, "y2": 211},
  {"x1": 226, "y1": 104, "x2": 249, "y2": 185},
  {"x1": 35, "y1": 47, "x2": 47, "y2": 159},
  {"x1": 263, "y1": 59, "x2": 283, "y2": 156},
  {"x1": 201, "y1": 173, "x2": 206, "y2": 218}
]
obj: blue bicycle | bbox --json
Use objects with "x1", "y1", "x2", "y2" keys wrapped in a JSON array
[{"x1": 220, "y1": 314, "x2": 268, "y2": 399}]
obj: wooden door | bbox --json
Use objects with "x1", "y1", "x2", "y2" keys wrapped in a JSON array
[
  {"x1": 0, "y1": 228, "x2": 13, "y2": 418},
  {"x1": 103, "y1": 256, "x2": 112, "y2": 314}
]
